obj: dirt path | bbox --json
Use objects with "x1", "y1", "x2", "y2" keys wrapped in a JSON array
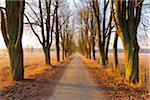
[{"x1": 48, "y1": 55, "x2": 106, "y2": 100}]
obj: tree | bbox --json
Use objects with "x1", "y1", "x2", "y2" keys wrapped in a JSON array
[
  {"x1": 79, "y1": 7, "x2": 90, "y2": 58},
  {"x1": 58, "y1": 2, "x2": 72, "y2": 60},
  {"x1": 114, "y1": 0, "x2": 143, "y2": 83},
  {"x1": 60, "y1": 13, "x2": 71, "y2": 60},
  {"x1": 92, "y1": 0, "x2": 112, "y2": 66},
  {"x1": 113, "y1": 32, "x2": 118, "y2": 70},
  {"x1": 0, "y1": 0, "x2": 25, "y2": 81},
  {"x1": 55, "y1": 0, "x2": 60, "y2": 61},
  {"x1": 25, "y1": 0, "x2": 55, "y2": 65},
  {"x1": 92, "y1": 0, "x2": 106, "y2": 66}
]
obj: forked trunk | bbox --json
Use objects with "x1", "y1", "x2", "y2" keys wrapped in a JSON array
[
  {"x1": 124, "y1": 43, "x2": 139, "y2": 83},
  {"x1": 9, "y1": 44, "x2": 24, "y2": 81}
]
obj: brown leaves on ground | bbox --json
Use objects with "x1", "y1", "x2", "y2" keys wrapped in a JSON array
[
  {"x1": 81, "y1": 56, "x2": 150, "y2": 100},
  {"x1": 0, "y1": 57, "x2": 72, "y2": 99}
]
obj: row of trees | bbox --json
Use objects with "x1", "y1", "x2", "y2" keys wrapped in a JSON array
[
  {"x1": 77, "y1": 0, "x2": 143, "y2": 84},
  {"x1": 0, "y1": 0, "x2": 76, "y2": 81}
]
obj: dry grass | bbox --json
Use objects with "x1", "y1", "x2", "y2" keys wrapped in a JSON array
[
  {"x1": 81, "y1": 54, "x2": 150, "y2": 100},
  {"x1": 0, "y1": 51, "x2": 72, "y2": 99},
  {"x1": 0, "y1": 51, "x2": 62, "y2": 89},
  {"x1": 95, "y1": 53, "x2": 150, "y2": 89}
]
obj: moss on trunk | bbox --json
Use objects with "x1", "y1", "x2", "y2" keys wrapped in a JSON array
[
  {"x1": 124, "y1": 43, "x2": 139, "y2": 83},
  {"x1": 9, "y1": 44, "x2": 24, "y2": 81},
  {"x1": 43, "y1": 47, "x2": 51, "y2": 65}
]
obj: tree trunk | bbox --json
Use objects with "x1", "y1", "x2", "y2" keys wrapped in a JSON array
[
  {"x1": 43, "y1": 47, "x2": 51, "y2": 65},
  {"x1": 92, "y1": 36, "x2": 96, "y2": 60},
  {"x1": 88, "y1": 42, "x2": 91, "y2": 59},
  {"x1": 113, "y1": 0, "x2": 143, "y2": 84},
  {"x1": 2, "y1": 1, "x2": 25, "y2": 81},
  {"x1": 99, "y1": 47, "x2": 106, "y2": 66},
  {"x1": 55, "y1": 1, "x2": 60, "y2": 61},
  {"x1": 113, "y1": 33, "x2": 118, "y2": 70},
  {"x1": 62, "y1": 43, "x2": 65, "y2": 60},
  {"x1": 104, "y1": 34, "x2": 111, "y2": 65},
  {"x1": 124, "y1": 42, "x2": 139, "y2": 83},
  {"x1": 9, "y1": 43, "x2": 24, "y2": 81},
  {"x1": 92, "y1": 0, "x2": 105, "y2": 66}
]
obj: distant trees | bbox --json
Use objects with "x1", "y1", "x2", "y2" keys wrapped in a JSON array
[
  {"x1": 54, "y1": 0, "x2": 76, "y2": 60},
  {"x1": 114, "y1": 0, "x2": 143, "y2": 83},
  {"x1": 0, "y1": 0, "x2": 25, "y2": 80},
  {"x1": 77, "y1": 0, "x2": 96, "y2": 60},
  {"x1": 79, "y1": 6, "x2": 90, "y2": 58},
  {"x1": 77, "y1": 0, "x2": 144, "y2": 84},
  {"x1": 77, "y1": 0, "x2": 113, "y2": 63},
  {"x1": 59, "y1": 8, "x2": 71, "y2": 59},
  {"x1": 92, "y1": 0, "x2": 113, "y2": 66}
]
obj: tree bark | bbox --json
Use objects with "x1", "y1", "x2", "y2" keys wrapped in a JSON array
[
  {"x1": 104, "y1": 33, "x2": 111, "y2": 65},
  {"x1": 88, "y1": 41, "x2": 91, "y2": 59},
  {"x1": 113, "y1": 0, "x2": 143, "y2": 83},
  {"x1": 92, "y1": 0, "x2": 105, "y2": 66},
  {"x1": 43, "y1": 47, "x2": 51, "y2": 65},
  {"x1": 92, "y1": 35, "x2": 96, "y2": 60},
  {"x1": 9, "y1": 43, "x2": 24, "y2": 81},
  {"x1": 0, "y1": 1, "x2": 25, "y2": 81},
  {"x1": 124, "y1": 42, "x2": 139, "y2": 83},
  {"x1": 113, "y1": 32, "x2": 118, "y2": 70},
  {"x1": 62, "y1": 42, "x2": 65, "y2": 60},
  {"x1": 55, "y1": 1, "x2": 60, "y2": 61}
]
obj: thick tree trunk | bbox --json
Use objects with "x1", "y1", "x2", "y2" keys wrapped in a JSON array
[
  {"x1": 9, "y1": 43, "x2": 24, "y2": 81},
  {"x1": 113, "y1": 0, "x2": 143, "y2": 84},
  {"x1": 124, "y1": 43, "x2": 139, "y2": 83},
  {"x1": 43, "y1": 47, "x2": 51, "y2": 65},
  {"x1": 2, "y1": 1, "x2": 25, "y2": 81},
  {"x1": 113, "y1": 33, "x2": 118, "y2": 70}
]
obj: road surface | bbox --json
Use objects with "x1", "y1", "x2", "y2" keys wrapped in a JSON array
[{"x1": 48, "y1": 55, "x2": 106, "y2": 100}]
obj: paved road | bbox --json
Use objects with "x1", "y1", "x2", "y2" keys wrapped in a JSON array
[{"x1": 48, "y1": 55, "x2": 106, "y2": 100}]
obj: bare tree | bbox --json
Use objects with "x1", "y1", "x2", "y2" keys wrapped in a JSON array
[
  {"x1": 92, "y1": 0, "x2": 106, "y2": 66},
  {"x1": 113, "y1": 32, "x2": 118, "y2": 70},
  {"x1": 114, "y1": 0, "x2": 143, "y2": 83},
  {"x1": 25, "y1": 0, "x2": 55, "y2": 65}
]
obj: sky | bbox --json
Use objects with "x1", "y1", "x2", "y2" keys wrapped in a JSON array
[{"x1": 0, "y1": 0, "x2": 150, "y2": 49}]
